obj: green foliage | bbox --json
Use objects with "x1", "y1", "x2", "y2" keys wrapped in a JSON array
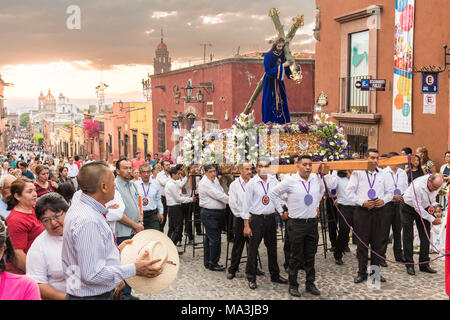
[
  {"x1": 33, "y1": 133, "x2": 44, "y2": 145},
  {"x1": 19, "y1": 112, "x2": 30, "y2": 127}
]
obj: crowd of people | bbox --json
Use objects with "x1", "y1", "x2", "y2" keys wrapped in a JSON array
[{"x1": 0, "y1": 143, "x2": 448, "y2": 300}]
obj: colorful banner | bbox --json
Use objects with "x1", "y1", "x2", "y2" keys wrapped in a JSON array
[{"x1": 392, "y1": 0, "x2": 415, "y2": 133}]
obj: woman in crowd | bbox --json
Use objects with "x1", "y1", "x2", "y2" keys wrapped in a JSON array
[
  {"x1": 26, "y1": 193, "x2": 69, "y2": 300},
  {"x1": 46, "y1": 158, "x2": 56, "y2": 172},
  {"x1": 0, "y1": 219, "x2": 41, "y2": 300},
  {"x1": 58, "y1": 167, "x2": 69, "y2": 185},
  {"x1": 406, "y1": 154, "x2": 425, "y2": 184},
  {"x1": 12, "y1": 169, "x2": 22, "y2": 179},
  {"x1": 34, "y1": 165, "x2": 59, "y2": 197},
  {"x1": 5, "y1": 178, "x2": 43, "y2": 274},
  {"x1": 416, "y1": 146, "x2": 437, "y2": 174},
  {"x1": 132, "y1": 168, "x2": 140, "y2": 182}
]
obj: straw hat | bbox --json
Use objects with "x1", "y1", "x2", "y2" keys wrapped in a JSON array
[{"x1": 120, "y1": 230, "x2": 180, "y2": 295}]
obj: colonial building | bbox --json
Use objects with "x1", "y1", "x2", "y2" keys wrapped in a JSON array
[
  {"x1": 315, "y1": 0, "x2": 450, "y2": 164},
  {"x1": 151, "y1": 56, "x2": 315, "y2": 154}
]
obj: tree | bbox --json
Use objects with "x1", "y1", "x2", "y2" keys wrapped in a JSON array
[
  {"x1": 19, "y1": 112, "x2": 30, "y2": 128},
  {"x1": 88, "y1": 105, "x2": 97, "y2": 114},
  {"x1": 33, "y1": 133, "x2": 44, "y2": 145}
]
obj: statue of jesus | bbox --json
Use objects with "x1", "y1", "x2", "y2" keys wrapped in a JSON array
[{"x1": 261, "y1": 38, "x2": 293, "y2": 124}]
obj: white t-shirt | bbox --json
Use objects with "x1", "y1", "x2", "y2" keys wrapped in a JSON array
[{"x1": 26, "y1": 230, "x2": 66, "y2": 293}]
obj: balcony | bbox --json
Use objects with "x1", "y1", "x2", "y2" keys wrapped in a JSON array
[
  {"x1": 333, "y1": 75, "x2": 381, "y2": 125},
  {"x1": 339, "y1": 75, "x2": 372, "y2": 113}
]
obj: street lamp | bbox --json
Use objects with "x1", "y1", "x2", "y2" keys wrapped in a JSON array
[{"x1": 196, "y1": 90, "x2": 204, "y2": 103}]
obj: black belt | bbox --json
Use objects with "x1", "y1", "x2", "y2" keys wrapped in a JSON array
[
  {"x1": 69, "y1": 290, "x2": 114, "y2": 299},
  {"x1": 143, "y1": 209, "x2": 157, "y2": 214},
  {"x1": 250, "y1": 213, "x2": 275, "y2": 219},
  {"x1": 288, "y1": 217, "x2": 318, "y2": 223}
]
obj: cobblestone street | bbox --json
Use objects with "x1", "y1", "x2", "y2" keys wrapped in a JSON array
[{"x1": 135, "y1": 228, "x2": 448, "y2": 300}]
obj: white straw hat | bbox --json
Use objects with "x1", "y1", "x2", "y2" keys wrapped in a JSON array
[{"x1": 120, "y1": 230, "x2": 180, "y2": 295}]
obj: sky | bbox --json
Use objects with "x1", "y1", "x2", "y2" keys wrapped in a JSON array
[{"x1": 0, "y1": 0, "x2": 316, "y2": 110}]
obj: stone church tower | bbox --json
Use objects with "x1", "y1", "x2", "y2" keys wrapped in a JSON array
[{"x1": 153, "y1": 29, "x2": 171, "y2": 74}]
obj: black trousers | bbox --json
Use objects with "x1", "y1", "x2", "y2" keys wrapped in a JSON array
[
  {"x1": 192, "y1": 198, "x2": 202, "y2": 234},
  {"x1": 283, "y1": 220, "x2": 291, "y2": 268},
  {"x1": 143, "y1": 209, "x2": 160, "y2": 230},
  {"x1": 353, "y1": 206, "x2": 385, "y2": 276},
  {"x1": 181, "y1": 203, "x2": 194, "y2": 240},
  {"x1": 325, "y1": 196, "x2": 338, "y2": 248},
  {"x1": 401, "y1": 203, "x2": 431, "y2": 265},
  {"x1": 168, "y1": 205, "x2": 184, "y2": 244},
  {"x1": 287, "y1": 218, "x2": 319, "y2": 288},
  {"x1": 334, "y1": 204, "x2": 355, "y2": 260},
  {"x1": 382, "y1": 201, "x2": 404, "y2": 261},
  {"x1": 160, "y1": 196, "x2": 168, "y2": 232},
  {"x1": 222, "y1": 205, "x2": 234, "y2": 240},
  {"x1": 228, "y1": 216, "x2": 246, "y2": 274},
  {"x1": 246, "y1": 214, "x2": 280, "y2": 283}
]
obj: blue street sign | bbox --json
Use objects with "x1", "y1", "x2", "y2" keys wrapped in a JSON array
[
  {"x1": 361, "y1": 79, "x2": 370, "y2": 90},
  {"x1": 422, "y1": 73, "x2": 438, "y2": 94},
  {"x1": 172, "y1": 121, "x2": 179, "y2": 129}
]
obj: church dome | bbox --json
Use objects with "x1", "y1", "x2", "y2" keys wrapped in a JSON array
[{"x1": 157, "y1": 41, "x2": 167, "y2": 50}]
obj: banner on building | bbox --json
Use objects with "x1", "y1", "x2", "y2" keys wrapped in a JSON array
[{"x1": 392, "y1": 0, "x2": 415, "y2": 133}]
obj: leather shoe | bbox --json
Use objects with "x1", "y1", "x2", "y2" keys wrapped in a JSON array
[
  {"x1": 248, "y1": 281, "x2": 257, "y2": 290},
  {"x1": 329, "y1": 247, "x2": 336, "y2": 252},
  {"x1": 406, "y1": 266, "x2": 415, "y2": 276},
  {"x1": 305, "y1": 283, "x2": 320, "y2": 296},
  {"x1": 289, "y1": 287, "x2": 301, "y2": 297},
  {"x1": 209, "y1": 265, "x2": 225, "y2": 272},
  {"x1": 379, "y1": 275, "x2": 386, "y2": 283},
  {"x1": 344, "y1": 246, "x2": 351, "y2": 253},
  {"x1": 354, "y1": 275, "x2": 367, "y2": 283},
  {"x1": 420, "y1": 265, "x2": 437, "y2": 274},
  {"x1": 271, "y1": 275, "x2": 288, "y2": 284},
  {"x1": 256, "y1": 269, "x2": 265, "y2": 276},
  {"x1": 379, "y1": 260, "x2": 387, "y2": 267},
  {"x1": 226, "y1": 272, "x2": 235, "y2": 280},
  {"x1": 396, "y1": 256, "x2": 406, "y2": 263},
  {"x1": 335, "y1": 258, "x2": 344, "y2": 265}
]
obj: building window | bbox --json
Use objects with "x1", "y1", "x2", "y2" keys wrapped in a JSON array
[
  {"x1": 108, "y1": 134, "x2": 112, "y2": 154},
  {"x1": 124, "y1": 134, "x2": 129, "y2": 158},
  {"x1": 347, "y1": 30, "x2": 369, "y2": 113},
  {"x1": 143, "y1": 134, "x2": 148, "y2": 158},
  {"x1": 132, "y1": 132, "x2": 137, "y2": 158},
  {"x1": 347, "y1": 134, "x2": 368, "y2": 158},
  {"x1": 158, "y1": 120, "x2": 166, "y2": 153},
  {"x1": 118, "y1": 128, "x2": 121, "y2": 158},
  {"x1": 206, "y1": 102, "x2": 214, "y2": 115},
  {"x1": 204, "y1": 119, "x2": 219, "y2": 132}
]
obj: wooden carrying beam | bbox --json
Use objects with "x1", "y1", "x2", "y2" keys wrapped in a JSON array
[
  {"x1": 269, "y1": 164, "x2": 330, "y2": 175},
  {"x1": 378, "y1": 155, "x2": 409, "y2": 166}
]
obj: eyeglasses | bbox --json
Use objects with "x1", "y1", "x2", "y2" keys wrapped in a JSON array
[{"x1": 41, "y1": 211, "x2": 65, "y2": 225}]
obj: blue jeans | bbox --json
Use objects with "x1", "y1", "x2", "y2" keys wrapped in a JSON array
[
  {"x1": 116, "y1": 236, "x2": 133, "y2": 298},
  {"x1": 200, "y1": 208, "x2": 224, "y2": 267}
]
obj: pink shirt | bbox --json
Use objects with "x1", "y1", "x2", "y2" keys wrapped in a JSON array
[
  {"x1": 131, "y1": 158, "x2": 146, "y2": 170},
  {"x1": 0, "y1": 272, "x2": 41, "y2": 300}
]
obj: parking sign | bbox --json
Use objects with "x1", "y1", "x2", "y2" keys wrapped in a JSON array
[{"x1": 421, "y1": 73, "x2": 438, "y2": 94}]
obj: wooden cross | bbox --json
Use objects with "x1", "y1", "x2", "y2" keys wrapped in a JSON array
[{"x1": 243, "y1": 8, "x2": 304, "y2": 115}]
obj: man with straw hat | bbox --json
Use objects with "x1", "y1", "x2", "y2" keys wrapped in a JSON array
[{"x1": 62, "y1": 161, "x2": 162, "y2": 300}]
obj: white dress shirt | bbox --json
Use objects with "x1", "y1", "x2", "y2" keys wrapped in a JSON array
[
  {"x1": 136, "y1": 180, "x2": 164, "y2": 213},
  {"x1": 346, "y1": 169, "x2": 394, "y2": 207},
  {"x1": 270, "y1": 173, "x2": 333, "y2": 219},
  {"x1": 335, "y1": 176, "x2": 355, "y2": 206},
  {"x1": 198, "y1": 176, "x2": 228, "y2": 210},
  {"x1": 176, "y1": 176, "x2": 191, "y2": 196},
  {"x1": 243, "y1": 175, "x2": 283, "y2": 219},
  {"x1": 403, "y1": 174, "x2": 440, "y2": 223},
  {"x1": 165, "y1": 178, "x2": 193, "y2": 206},
  {"x1": 65, "y1": 163, "x2": 79, "y2": 178},
  {"x1": 383, "y1": 166, "x2": 409, "y2": 197},
  {"x1": 156, "y1": 171, "x2": 170, "y2": 197},
  {"x1": 228, "y1": 177, "x2": 248, "y2": 218}
]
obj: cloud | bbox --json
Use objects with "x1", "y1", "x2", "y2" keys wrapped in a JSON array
[{"x1": 0, "y1": 0, "x2": 316, "y2": 69}]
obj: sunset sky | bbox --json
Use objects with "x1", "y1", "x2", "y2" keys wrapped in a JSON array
[{"x1": 0, "y1": 0, "x2": 316, "y2": 110}]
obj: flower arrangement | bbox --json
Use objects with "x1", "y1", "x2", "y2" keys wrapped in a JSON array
[
  {"x1": 313, "y1": 112, "x2": 349, "y2": 161},
  {"x1": 179, "y1": 110, "x2": 349, "y2": 168},
  {"x1": 83, "y1": 120, "x2": 102, "y2": 139}
]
